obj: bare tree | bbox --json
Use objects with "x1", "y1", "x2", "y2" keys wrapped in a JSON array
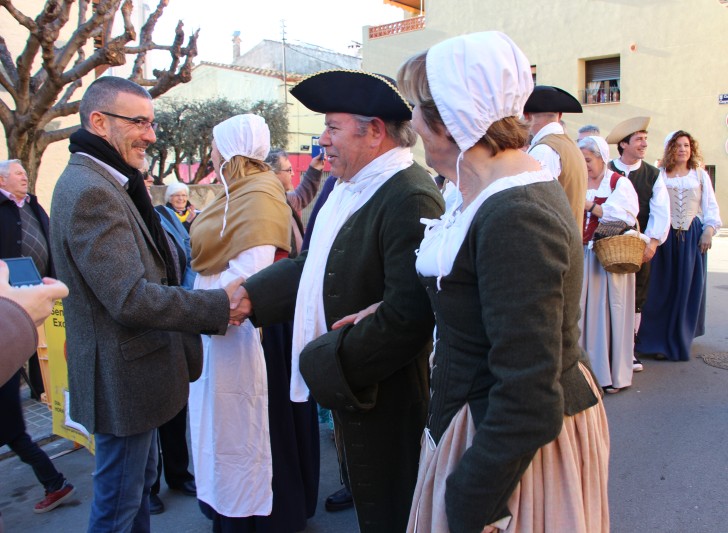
[{"x1": 0, "y1": 0, "x2": 199, "y2": 193}]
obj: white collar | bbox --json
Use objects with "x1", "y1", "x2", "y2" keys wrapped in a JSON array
[
  {"x1": 530, "y1": 121, "x2": 564, "y2": 146},
  {"x1": 612, "y1": 158, "x2": 642, "y2": 173},
  {"x1": 78, "y1": 152, "x2": 129, "y2": 188}
]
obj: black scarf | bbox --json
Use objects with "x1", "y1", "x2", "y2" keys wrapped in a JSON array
[{"x1": 69, "y1": 129, "x2": 179, "y2": 286}]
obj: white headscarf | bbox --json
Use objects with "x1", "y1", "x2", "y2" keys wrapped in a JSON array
[
  {"x1": 426, "y1": 31, "x2": 534, "y2": 153},
  {"x1": 581, "y1": 135, "x2": 611, "y2": 164},
  {"x1": 211, "y1": 114, "x2": 271, "y2": 236},
  {"x1": 416, "y1": 32, "x2": 537, "y2": 289}
]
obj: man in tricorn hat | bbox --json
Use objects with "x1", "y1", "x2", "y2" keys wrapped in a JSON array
[
  {"x1": 524, "y1": 85, "x2": 588, "y2": 233},
  {"x1": 237, "y1": 69, "x2": 445, "y2": 532},
  {"x1": 606, "y1": 116, "x2": 670, "y2": 371}
]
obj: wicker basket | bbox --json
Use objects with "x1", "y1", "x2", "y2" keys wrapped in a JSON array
[{"x1": 592, "y1": 213, "x2": 645, "y2": 274}]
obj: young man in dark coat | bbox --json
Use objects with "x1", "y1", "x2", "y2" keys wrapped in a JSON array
[{"x1": 238, "y1": 70, "x2": 445, "y2": 533}]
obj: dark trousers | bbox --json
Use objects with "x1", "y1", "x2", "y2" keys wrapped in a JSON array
[
  {"x1": 0, "y1": 373, "x2": 63, "y2": 492},
  {"x1": 151, "y1": 404, "x2": 193, "y2": 494},
  {"x1": 27, "y1": 352, "x2": 45, "y2": 400}
]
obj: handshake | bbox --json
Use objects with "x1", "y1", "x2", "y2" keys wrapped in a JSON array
[{"x1": 224, "y1": 279, "x2": 253, "y2": 326}]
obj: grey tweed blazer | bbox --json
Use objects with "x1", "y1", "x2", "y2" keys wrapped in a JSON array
[{"x1": 50, "y1": 154, "x2": 229, "y2": 436}]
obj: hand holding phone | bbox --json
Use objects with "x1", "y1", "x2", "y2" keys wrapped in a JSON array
[{"x1": 0, "y1": 259, "x2": 69, "y2": 326}]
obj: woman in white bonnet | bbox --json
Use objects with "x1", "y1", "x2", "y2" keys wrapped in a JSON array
[
  {"x1": 187, "y1": 114, "x2": 318, "y2": 532},
  {"x1": 577, "y1": 135, "x2": 640, "y2": 393},
  {"x1": 394, "y1": 32, "x2": 610, "y2": 532}
]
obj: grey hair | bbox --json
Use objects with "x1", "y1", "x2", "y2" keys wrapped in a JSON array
[
  {"x1": 578, "y1": 124, "x2": 600, "y2": 135},
  {"x1": 264, "y1": 148, "x2": 288, "y2": 171},
  {"x1": 79, "y1": 77, "x2": 151, "y2": 129},
  {"x1": 577, "y1": 136, "x2": 601, "y2": 158},
  {"x1": 0, "y1": 159, "x2": 22, "y2": 178},
  {"x1": 352, "y1": 115, "x2": 418, "y2": 148}
]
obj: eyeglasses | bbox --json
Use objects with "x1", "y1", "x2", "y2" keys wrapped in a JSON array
[
  {"x1": 100, "y1": 111, "x2": 159, "y2": 132},
  {"x1": 279, "y1": 168, "x2": 294, "y2": 174}
]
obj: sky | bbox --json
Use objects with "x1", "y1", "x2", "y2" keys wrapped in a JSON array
[{"x1": 148, "y1": 0, "x2": 405, "y2": 66}]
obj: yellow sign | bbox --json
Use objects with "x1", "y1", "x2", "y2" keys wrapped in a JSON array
[{"x1": 43, "y1": 300, "x2": 95, "y2": 453}]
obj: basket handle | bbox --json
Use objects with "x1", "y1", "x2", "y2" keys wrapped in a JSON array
[{"x1": 624, "y1": 209, "x2": 640, "y2": 233}]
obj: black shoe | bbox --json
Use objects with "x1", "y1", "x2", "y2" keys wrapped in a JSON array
[
  {"x1": 169, "y1": 479, "x2": 196, "y2": 497},
  {"x1": 325, "y1": 487, "x2": 353, "y2": 512},
  {"x1": 150, "y1": 493, "x2": 165, "y2": 515}
]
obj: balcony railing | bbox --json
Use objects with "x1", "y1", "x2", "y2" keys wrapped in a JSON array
[
  {"x1": 369, "y1": 16, "x2": 425, "y2": 39},
  {"x1": 580, "y1": 81, "x2": 620, "y2": 105}
]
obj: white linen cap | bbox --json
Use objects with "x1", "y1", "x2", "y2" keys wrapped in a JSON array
[
  {"x1": 212, "y1": 113, "x2": 270, "y2": 162},
  {"x1": 663, "y1": 130, "x2": 678, "y2": 149},
  {"x1": 584, "y1": 135, "x2": 611, "y2": 164},
  {"x1": 425, "y1": 31, "x2": 534, "y2": 153}
]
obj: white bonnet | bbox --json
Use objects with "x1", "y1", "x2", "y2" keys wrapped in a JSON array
[
  {"x1": 579, "y1": 135, "x2": 611, "y2": 164},
  {"x1": 663, "y1": 130, "x2": 678, "y2": 149},
  {"x1": 425, "y1": 31, "x2": 534, "y2": 152},
  {"x1": 164, "y1": 181, "x2": 189, "y2": 203},
  {"x1": 212, "y1": 114, "x2": 270, "y2": 162}
]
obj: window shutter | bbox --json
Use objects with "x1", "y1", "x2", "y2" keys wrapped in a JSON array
[{"x1": 586, "y1": 58, "x2": 620, "y2": 82}]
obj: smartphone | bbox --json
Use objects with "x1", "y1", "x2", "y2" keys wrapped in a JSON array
[
  {"x1": 3, "y1": 257, "x2": 43, "y2": 287},
  {"x1": 311, "y1": 136, "x2": 324, "y2": 159}
]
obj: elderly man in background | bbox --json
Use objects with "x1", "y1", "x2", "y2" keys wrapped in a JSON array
[
  {"x1": 238, "y1": 70, "x2": 445, "y2": 532},
  {"x1": 0, "y1": 163, "x2": 76, "y2": 514},
  {"x1": 606, "y1": 116, "x2": 670, "y2": 372},
  {"x1": 265, "y1": 147, "x2": 325, "y2": 256},
  {"x1": 524, "y1": 85, "x2": 588, "y2": 233},
  {"x1": 578, "y1": 124, "x2": 601, "y2": 140},
  {"x1": 49, "y1": 76, "x2": 244, "y2": 533},
  {"x1": 0, "y1": 159, "x2": 50, "y2": 400}
]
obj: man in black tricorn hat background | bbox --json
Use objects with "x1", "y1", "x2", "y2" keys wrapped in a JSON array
[
  {"x1": 524, "y1": 85, "x2": 588, "y2": 233},
  {"x1": 237, "y1": 69, "x2": 445, "y2": 532}
]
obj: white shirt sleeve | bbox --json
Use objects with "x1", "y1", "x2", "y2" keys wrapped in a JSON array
[
  {"x1": 601, "y1": 176, "x2": 640, "y2": 226},
  {"x1": 699, "y1": 169, "x2": 722, "y2": 231},
  {"x1": 218, "y1": 245, "x2": 277, "y2": 288},
  {"x1": 528, "y1": 144, "x2": 561, "y2": 179},
  {"x1": 645, "y1": 174, "x2": 671, "y2": 244}
]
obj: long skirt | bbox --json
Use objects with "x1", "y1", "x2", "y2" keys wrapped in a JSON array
[
  {"x1": 407, "y1": 364, "x2": 610, "y2": 533},
  {"x1": 579, "y1": 247, "x2": 635, "y2": 389},
  {"x1": 200, "y1": 322, "x2": 320, "y2": 533},
  {"x1": 638, "y1": 217, "x2": 707, "y2": 361}
]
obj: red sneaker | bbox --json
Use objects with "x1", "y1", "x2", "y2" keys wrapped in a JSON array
[{"x1": 34, "y1": 481, "x2": 75, "y2": 513}]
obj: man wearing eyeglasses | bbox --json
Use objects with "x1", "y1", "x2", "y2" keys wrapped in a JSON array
[
  {"x1": 265, "y1": 148, "x2": 326, "y2": 256},
  {"x1": 49, "y1": 76, "x2": 245, "y2": 532}
]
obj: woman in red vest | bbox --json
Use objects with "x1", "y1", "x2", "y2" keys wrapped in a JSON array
[{"x1": 578, "y1": 135, "x2": 641, "y2": 393}]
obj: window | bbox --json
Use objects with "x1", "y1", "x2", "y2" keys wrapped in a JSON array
[{"x1": 583, "y1": 57, "x2": 620, "y2": 104}]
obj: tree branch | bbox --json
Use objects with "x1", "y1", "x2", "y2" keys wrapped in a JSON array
[
  {"x1": 36, "y1": 123, "x2": 80, "y2": 153},
  {"x1": 0, "y1": 36, "x2": 18, "y2": 94}
]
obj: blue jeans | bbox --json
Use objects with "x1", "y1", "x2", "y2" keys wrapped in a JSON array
[{"x1": 88, "y1": 430, "x2": 158, "y2": 533}]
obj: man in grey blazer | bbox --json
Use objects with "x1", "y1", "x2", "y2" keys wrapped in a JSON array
[{"x1": 50, "y1": 77, "x2": 244, "y2": 533}]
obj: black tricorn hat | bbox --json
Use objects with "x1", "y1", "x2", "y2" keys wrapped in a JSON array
[
  {"x1": 524, "y1": 85, "x2": 583, "y2": 113},
  {"x1": 290, "y1": 69, "x2": 413, "y2": 121}
]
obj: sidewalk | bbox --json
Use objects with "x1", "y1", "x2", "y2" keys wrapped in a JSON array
[{"x1": 2, "y1": 233, "x2": 727, "y2": 532}]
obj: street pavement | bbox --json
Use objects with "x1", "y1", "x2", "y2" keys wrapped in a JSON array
[{"x1": 2, "y1": 232, "x2": 727, "y2": 532}]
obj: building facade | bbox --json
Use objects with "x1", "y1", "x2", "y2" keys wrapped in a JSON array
[{"x1": 362, "y1": 0, "x2": 728, "y2": 210}]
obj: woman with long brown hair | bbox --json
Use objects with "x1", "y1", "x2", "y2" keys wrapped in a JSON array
[{"x1": 637, "y1": 131, "x2": 721, "y2": 361}]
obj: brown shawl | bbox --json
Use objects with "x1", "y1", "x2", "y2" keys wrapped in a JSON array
[{"x1": 190, "y1": 170, "x2": 291, "y2": 276}]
